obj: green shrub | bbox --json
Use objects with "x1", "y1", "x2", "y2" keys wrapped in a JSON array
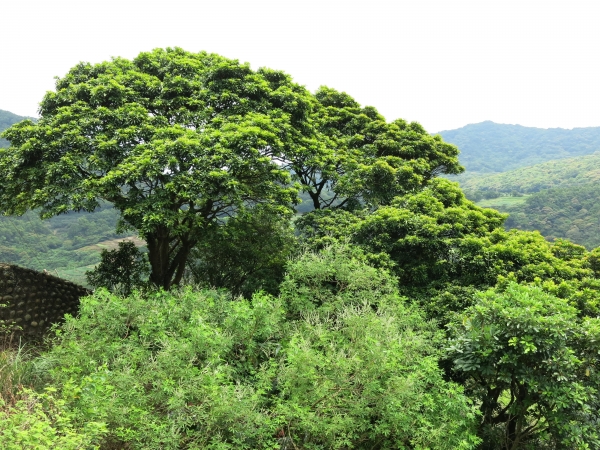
[
  {"x1": 31, "y1": 247, "x2": 480, "y2": 449},
  {"x1": 448, "y1": 283, "x2": 600, "y2": 449},
  {"x1": 0, "y1": 387, "x2": 107, "y2": 449}
]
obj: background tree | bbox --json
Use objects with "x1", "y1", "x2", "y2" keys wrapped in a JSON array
[
  {"x1": 186, "y1": 205, "x2": 296, "y2": 297},
  {"x1": 288, "y1": 86, "x2": 464, "y2": 211},
  {"x1": 0, "y1": 48, "x2": 316, "y2": 289},
  {"x1": 86, "y1": 240, "x2": 149, "y2": 296}
]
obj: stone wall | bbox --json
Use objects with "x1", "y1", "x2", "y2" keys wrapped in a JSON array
[{"x1": 0, "y1": 263, "x2": 90, "y2": 339}]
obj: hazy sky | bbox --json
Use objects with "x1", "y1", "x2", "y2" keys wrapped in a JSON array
[{"x1": 2, "y1": 0, "x2": 599, "y2": 132}]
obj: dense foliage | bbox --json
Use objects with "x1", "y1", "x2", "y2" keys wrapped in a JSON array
[
  {"x1": 448, "y1": 283, "x2": 600, "y2": 449},
  {"x1": 2, "y1": 49, "x2": 600, "y2": 449},
  {"x1": 15, "y1": 249, "x2": 480, "y2": 449},
  {"x1": 0, "y1": 49, "x2": 463, "y2": 290}
]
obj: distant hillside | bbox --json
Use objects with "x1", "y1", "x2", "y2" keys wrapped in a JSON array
[
  {"x1": 456, "y1": 152, "x2": 600, "y2": 249},
  {"x1": 438, "y1": 121, "x2": 600, "y2": 175},
  {"x1": 460, "y1": 153, "x2": 600, "y2": 195},
  {"x1": 0, "y1": 206, "x2": 135, "y2": 285},
  {"x1": 501, "y1": 182, "x2": 600, "y2": 250},
  {"x1": 0, "y1": 109, "x2": 35, "y2": 147}
]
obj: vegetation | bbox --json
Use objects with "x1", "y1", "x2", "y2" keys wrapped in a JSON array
[
  {"x1": 0, "y1": 205, "x2": 133, "y2": 285},
  {"x1": 1, "y1": 49, "x2": 600, "y2": 449},
  {"x1": 448, "y1": 282, "x2": 600, "y2": 448},
  {"x1": 460, "y1": 152, "x2": 600, "y2": 196},
  {"x1": 438, "y1": 120, "x2": 600, "y2": 175},
  {"x1": 451, "y1": 149, "x2": 600, "y2": 250},
  {"x1": 0, "y1": 48, "x2": 463, "y2": 290},
  {"x1": 16, "y1": 250, "x2": 479, "y2": 449}
]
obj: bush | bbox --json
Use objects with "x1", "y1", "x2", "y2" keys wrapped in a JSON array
[
  {"x1": 31, "y1": 246, "x2": 480, "y2": 449},
  {"x1": 0, "y1": 387, "x2": 107, "y2": 449},
  {"x1": 86, "y1": 241, "x2": 149, "y2": 295}
]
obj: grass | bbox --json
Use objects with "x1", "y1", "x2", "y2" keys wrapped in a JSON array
[
  {"x1": 55, "y1": 264, "x2": 97, "y2": 287},
  {"x1": 0, "y1": 333, "x2": 38, "y2": 408}
]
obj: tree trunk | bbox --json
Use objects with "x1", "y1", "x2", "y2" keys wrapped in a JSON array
[
  {"x1": 147, "y1": 228, "x2": 172, "y2": 290},
  {"x1": 308, "y1": 190, "x2": 321, "y2": 210},
  {"x1": 146, "y1": 228, "x2": 195, "y2": 290}
]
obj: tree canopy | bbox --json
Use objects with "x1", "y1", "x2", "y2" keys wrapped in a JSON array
[
  {"x1": 0, "y1": 48, "x2": 466, "y2": 290},
  {"x1": 291, "y1": 87, "x2": 463, "y2": 210},
  {"x1": 0, "y1": 48, "x2": 316, "y2": 289}
]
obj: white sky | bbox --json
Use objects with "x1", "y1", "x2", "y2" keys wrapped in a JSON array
[{"x1": 2, "y1": 0, "x2": 599, "y2": 132}]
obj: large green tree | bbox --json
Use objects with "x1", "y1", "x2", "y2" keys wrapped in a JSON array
[{"x1": 0, "y1": 48, "x2": 316, "y2": 289}]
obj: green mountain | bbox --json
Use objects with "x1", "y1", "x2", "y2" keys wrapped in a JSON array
[
  {"x1": 438, "y1": 121, "x2": 600, "y2": 176},
  {"x1": 0, "y1": 109, "x2": 35, "y2": 147},
  {"x1": 460, "y1": 152, "x2": 600, "y2": 196}
]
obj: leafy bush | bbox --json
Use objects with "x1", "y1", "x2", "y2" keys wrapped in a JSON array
[
  {"x1": 0, "y1": 387, "x2": 106, "y2": 449},
  {"x1": 31, "y1": 246, "x2": 480, "y2": 449},
  {"x1": 447, "y1": 283, "x2": 600, "y2": 449},
  {"x1": 86, "y1": 241, "x2": 149, "y2": 295}
]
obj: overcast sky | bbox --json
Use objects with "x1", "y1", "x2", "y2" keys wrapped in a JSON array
[{"x1": 2, "y1": 0, "x2": 599, "y2": 132}]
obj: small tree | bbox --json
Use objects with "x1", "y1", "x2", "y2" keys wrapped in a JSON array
[
  {"x1": 447, "y1": 282, "x2": 600, "y2": 449},
  {"x1": 86, "y1": 241, "x2": 149, "y2": 296}
]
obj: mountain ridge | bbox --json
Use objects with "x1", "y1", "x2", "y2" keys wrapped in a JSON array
[{"x1": 437, "y1": 120, "x2": 600, "y2": 175}]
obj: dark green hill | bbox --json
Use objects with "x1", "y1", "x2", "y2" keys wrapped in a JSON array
[
  {"x1": 0, "y1": 109, "x2": 35, "y2": 147},
  {"x1": 438, "y1": 121, "x2": 600, "y2": 176},
  {"x1": 460, "y1": 152, "x2": 600, "y2": 196}
]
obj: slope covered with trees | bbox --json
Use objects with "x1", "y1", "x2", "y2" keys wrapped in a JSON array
[
  {"x1": 460, "y1": 152, "x2": 600, "y2": 196},
  {"x1": 438, "y1": 120, "x2": 600, "y2": 175},
  {"x1": 502, "y1": 182, "x2": 600, "y2": 249}
]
